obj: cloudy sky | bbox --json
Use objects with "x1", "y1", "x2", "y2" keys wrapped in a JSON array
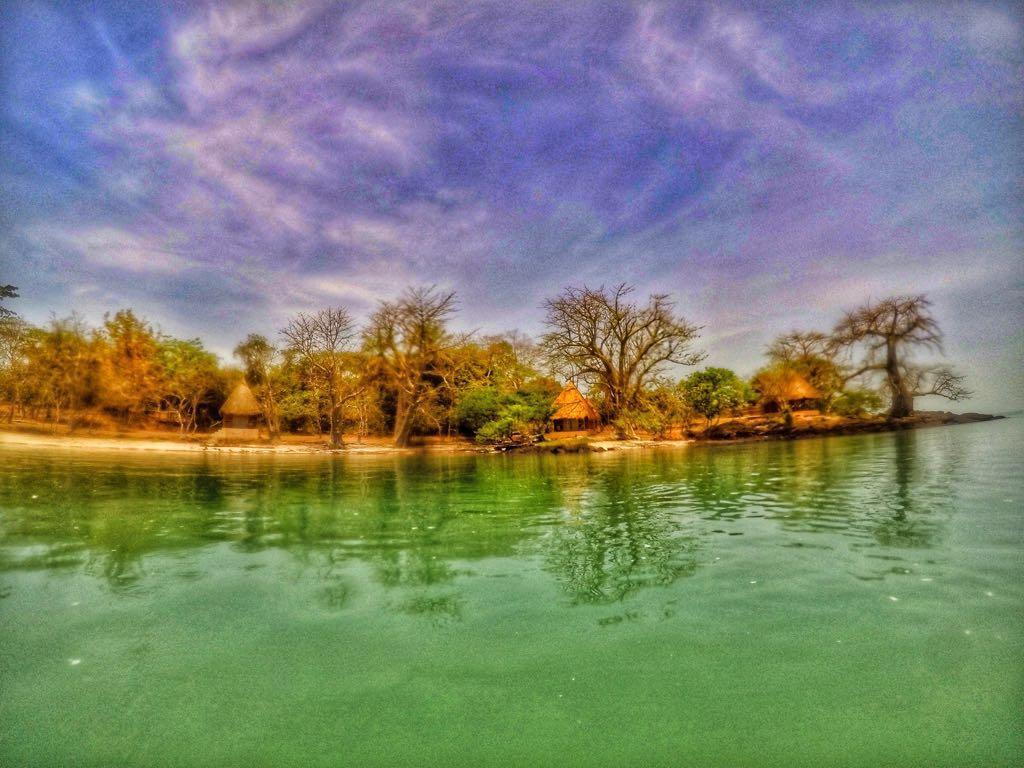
[{"x1": 1, "y1": 1, "x2": 1021, "y2": 410}]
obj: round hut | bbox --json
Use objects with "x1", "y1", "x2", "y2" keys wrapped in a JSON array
[
  {"x1": 219, "y1": 381, "x2": 263, "y2": 440},
  {"x1": 550, "y1": 381, "x2": 601, "y2": 434},
  {"x1": 754, "y1": 370, "x2": 821, "y2": 413}
]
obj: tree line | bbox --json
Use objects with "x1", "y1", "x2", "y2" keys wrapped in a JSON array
[{"x1": 0, "y1": 282, "x2": 968, "y2": 447}]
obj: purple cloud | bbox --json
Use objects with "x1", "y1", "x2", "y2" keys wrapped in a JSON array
[{"x1": 1, "y1": 0, "x2": 1021, "y2": 410}]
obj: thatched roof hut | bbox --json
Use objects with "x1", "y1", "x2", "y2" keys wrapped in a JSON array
[
  {"x1": 754, "y1": 369, "x2": 821, "y2": 412},
  {"x1": 551, "y1": 382, "x2": 600, "y2": 432},
  {"x1": 212, "y1": 381, "x2": 264, "y2": 442},
  {"x1": 221, "y1": 381, "x2": 261, "y2": 416}
]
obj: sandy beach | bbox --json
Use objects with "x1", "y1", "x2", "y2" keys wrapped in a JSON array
[
  {"x1": 0, "y1": 429, "x2": 433, "y2": 455},
  {"x1": 0, "y1": 410, "x2": 1003, "y2": 458}
]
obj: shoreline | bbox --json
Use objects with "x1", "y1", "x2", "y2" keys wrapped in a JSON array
[
  {"x1": 0, "y1": 430, "x2": 428, "y2": 456},
  {"x1": 0, "y1": 411, "x2": 1004, "y2": 457}
]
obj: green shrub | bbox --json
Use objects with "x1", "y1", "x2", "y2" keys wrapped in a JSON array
[
  {"x1": 475, "y1": 417, "x2": 516, "y2": 444},
  {"x1": 680, "y1": 368, "x2": 746, "y2": 425},
  {"x1": 454, "y1": 387, "x2": 504, "y2": 435},
  {"x1": 460, "y1": 383, "x2": 554, "y2": 442},
  {"x1": 832, "y1": 389, "x2": 883, "y2": 417}
]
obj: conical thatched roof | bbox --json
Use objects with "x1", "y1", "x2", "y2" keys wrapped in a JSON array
[
  {"x1": 551, "y1": 381, "x2": 601, "y2": 422},
  {"x1": 754, "y1": 370, "x2": 821, "y2": 402},
  {"x1": 221, "y1": 381, "x2": 261, "y2": 416},
  {"x1": 785, "y1": 374, "x2": 821, "y2": 400}
]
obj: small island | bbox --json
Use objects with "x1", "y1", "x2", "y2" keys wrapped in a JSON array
[
  {"x1": 0, "y1": 282, "x2": 1000, "y2": 455},
  {"x1": 1, "y1": 4, "x2": 1020, "y2": 766}
]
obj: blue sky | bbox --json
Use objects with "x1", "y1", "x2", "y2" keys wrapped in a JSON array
[{"x1": 1, "y1": 1, "x2": 1021, "y2": 411}]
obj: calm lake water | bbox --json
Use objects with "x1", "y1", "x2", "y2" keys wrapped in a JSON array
[{"x1": 1, "y1": 421, "x2": 1022, "y2": 767}]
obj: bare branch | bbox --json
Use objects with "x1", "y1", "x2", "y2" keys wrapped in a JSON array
[
  {"x1": 910, "y1": 366, "x2": 971, "y2": 401},
  {"x1": 541, "y1": 284, "x2": 703, "y2": 418}
]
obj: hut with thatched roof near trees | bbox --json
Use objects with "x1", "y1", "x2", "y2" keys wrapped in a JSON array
[
  {"x1": 754, "y1": 369, "x2": 821, "y2": 413},
  {"x1": 218, "y1": 381, "x2": 263, "y2": 440},
  {"x1": 550, "y1": 381, "x2": 601, "y2": 434}
]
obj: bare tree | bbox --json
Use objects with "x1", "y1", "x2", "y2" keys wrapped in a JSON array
[
  {"x1": 363, "y1": 287, "x2": 458, "y2": 448},
  {"x1": 766, "y1": 330, "x2": 844, "y2": 408},
  {"x1": 542, "y1": 284, "x2": 703, "y2": 422},
  {"x1": 832, "y1": 295, "x2": 969, "y2": 418},
  {"x1": 480, "y1": 330, "x2": 545, "y2": 392},
  {"x1": 281, "y1": 308, "x2": 363, "y2": 448},
  {"x1": 767, "y1": 330, "x2": 832, "y2": 362},
  {"x1": 906, "y1": 365, "x2": 971, "y2": 403}
]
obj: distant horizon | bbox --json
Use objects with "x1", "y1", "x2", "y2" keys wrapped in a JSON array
[{"x1": 2, "y1": 1, "x2": 1021, "y2": 413}]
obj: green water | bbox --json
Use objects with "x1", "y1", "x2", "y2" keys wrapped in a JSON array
[{"x1": 1, "y1": 422, "x2": 1021, "y2": 767}]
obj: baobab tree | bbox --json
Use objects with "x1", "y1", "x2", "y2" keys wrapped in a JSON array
[
  {"x1": 542, "y1": 284, "x2": 704, "y2": 421},
  {"x1": 364, "y1": 287, "x2": 458, "y2": 448},
  {"x1": 831, "y1": 295, "x2": 969, "y2": 419},
  {"x1": 281, "y1": 308, "x2": 364, "y2": 449}
]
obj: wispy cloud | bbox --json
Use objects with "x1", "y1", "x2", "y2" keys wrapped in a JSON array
[
  {"x1": 26, "y1": 225, "x2": 195, "y2": 275},
  {"x1": 1, "y1": 0, "x2": 1021, "y2": 408}
]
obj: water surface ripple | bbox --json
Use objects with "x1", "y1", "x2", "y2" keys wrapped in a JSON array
[{"x1": 1, "y1": 421, "x2": 1021, "y2": 767}]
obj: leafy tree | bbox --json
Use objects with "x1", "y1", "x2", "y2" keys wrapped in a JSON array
[
  {"x1": 473, "y1": 403, "x2": 541, "y2": 444},
  {"x1": 157, "y1": 337, "x2": 221, "y2": 432},
  {"x1": 516, "y1": 377, "x2": 561, "y2": 423},
  {"x1": 832, "y1": 295, "x2": 969, "y2": 418},
  {"x1": 430, "y1": 339, "x2": 492, "y2": 438},
  {"x1": 233, "y1": 334, "x2": 284, "y2": 439},
  {"x1": 363, "y1": 287, "x2": 458, "y2": 447},
  {"x1": 680, "y1": 367, "x2": 746, "y2": 426},
  {"x1": 276, "y1": 363, "x2": 322, "y2": 435},
  {"x1": 456, "y1": 382, "x2": 557, "y2": 443},
  {"x1": 454, "y1": 386, "x2": 504, "y2": 435},
  {"x1": 100, "y1": 310, "x2": 162, "y2": 424},
  {"x1": 0, "y1": 315, "x2": 30, "y2": 423},
  {"x1": 620, "y1": 382, "x2": 692, "y2": 439},
  {"x1": 25, "y1": 315, "x2": 102, "y2": 428},
  {"x1": 832, "y1": 389, "x2": 883, "y2": 418},
  {"x1": 281, "y1": 308, "x2": 364, "y2": 448},
  {"x1": 475, "y1": 415, "x2": 517, "y2": 443},
  {"x1": 0, "y1": 284, "x2": 18, "y2": 319},
  {"x1": 542, "y1": 284, "x2": 703, "y2": 424}
]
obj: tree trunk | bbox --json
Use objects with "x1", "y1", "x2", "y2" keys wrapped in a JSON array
[
  {"x1": 392, "y1": 391, "x2": 417, "y2": 448},
  {"x1": 608, "y1": 381, "x2": 626, "y2": 422},
  {"x1": 888, "y1": 387, "x2": 914, "y2": 419},
  {"x1": 262, "y1": 388, "x2": 280, "y2": 441},
  {"x1": 328, "y1": 391, "x2": 344, "y2": 449},
  {"x1": 885, "y1": 341, "x2": 914, "y2": 419},
  {"x1": 781, "y1": 403, "x2": 794, "y2": 430}
]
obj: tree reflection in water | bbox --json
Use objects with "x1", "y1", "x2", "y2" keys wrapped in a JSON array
[
  {"x1": 544, "y1": 456, "x2": 701, "y2": 604},
  {"x1": 0, "y1": 431, "x2": 966, "y2": 612}
]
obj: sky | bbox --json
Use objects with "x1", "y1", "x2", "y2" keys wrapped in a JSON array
[{"x1": 1, "y1": 0, "x2": 1021, "y2": 411}]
